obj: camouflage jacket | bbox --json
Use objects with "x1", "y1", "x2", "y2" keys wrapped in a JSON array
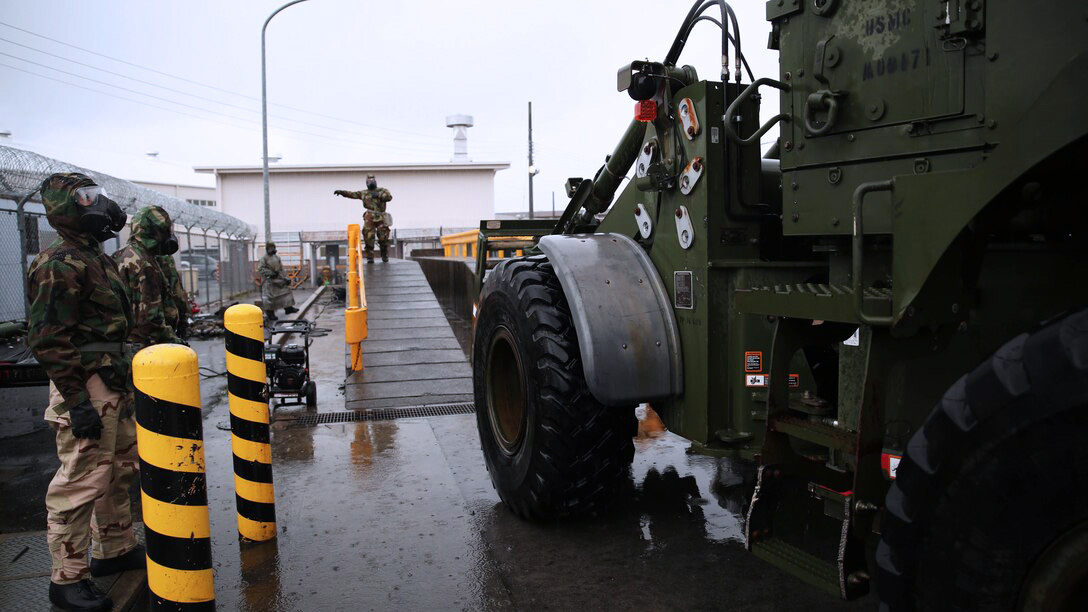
[
  {"x1": 114, "y1": 208, "x2": 181, "y2": 346},
  {"x1": 158, "y1": 254, "x2": 189, "y2": 336},
  {"x1": 341, "y1": 188, "x2": 392, "y2": 215},
  {"x1": 27, "y1": 175, "x2": 134, "y2": 414}
]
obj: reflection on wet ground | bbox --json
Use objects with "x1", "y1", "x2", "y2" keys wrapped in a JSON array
[
  {"x1": 187, "y1": 294, "x2": 874, "y2": 610},
  {"x1": 56, "y1": 291, "x2": 861, "y2": 610}
]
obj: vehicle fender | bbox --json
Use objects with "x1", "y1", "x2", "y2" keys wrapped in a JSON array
[{"x1": 537, "y1": 233, "x2": 682, "y2": 406}]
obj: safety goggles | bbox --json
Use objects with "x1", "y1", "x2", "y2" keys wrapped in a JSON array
[{"x1": 73, "y1": 186, "x2": 108, "y2": 207}]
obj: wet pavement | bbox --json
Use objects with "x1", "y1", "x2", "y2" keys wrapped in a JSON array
[{"x1": 1, "y1": 275, "x2": 875, "y2": 610}]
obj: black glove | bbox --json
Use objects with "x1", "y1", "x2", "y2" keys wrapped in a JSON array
[
  {"x1": 68, "y1": 400, "x2": 103, "y2": 440},
  {"x1": 334, "y1": 190, "x2": 344, "y2": 196}
]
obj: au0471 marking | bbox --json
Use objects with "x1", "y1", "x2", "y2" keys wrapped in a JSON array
[{"x1": 863, "y1": 47, "x2": 930, "y2": 81}]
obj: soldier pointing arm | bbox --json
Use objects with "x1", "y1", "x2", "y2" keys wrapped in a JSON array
[{"x1": 334, "y1": 173, "x2": 393, "y2": 263}]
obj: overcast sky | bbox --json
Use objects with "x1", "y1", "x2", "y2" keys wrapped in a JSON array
[{"x1": 0, "y1": 0, "x2": 778, "y2": 216}]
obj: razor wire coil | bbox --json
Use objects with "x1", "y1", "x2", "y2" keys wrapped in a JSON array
[{"x1": 0, "y1": 144, "x2": 254, "y2": 238}]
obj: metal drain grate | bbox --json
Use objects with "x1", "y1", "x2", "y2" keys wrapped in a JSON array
[{"x1": 291, "y1": 402, "x2": 475, "y2": 426}]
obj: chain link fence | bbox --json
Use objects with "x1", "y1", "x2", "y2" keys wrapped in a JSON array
[{"x1": 0, "y1": 145, "x2": 257, "y2": 321}]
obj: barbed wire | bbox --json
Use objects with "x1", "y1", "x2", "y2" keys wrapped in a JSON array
[{"x1": 0, "y1": 144, "x2": 254, "y2": 237}]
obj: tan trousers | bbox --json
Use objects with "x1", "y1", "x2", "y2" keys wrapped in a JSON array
[{"x1": 44, "y1": 374, "x2": 139, "y2": 584}]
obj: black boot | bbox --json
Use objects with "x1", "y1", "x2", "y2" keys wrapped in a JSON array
[
  {"x1": 90, "y1": 544, "x2": 146, "y2": 577},
  {"x1": 380, "y1": 245, "x2": 389, "y2": 263},
  {"x1": 365, "y1": 250, "x2": 375, "y2": 264},
  {"x1": 266, "y1": 311, "x2": 278, "y2": 322},
  {"x1": 284, "y1": 306, "x2": 299, "y2": 315},
  {"x1": 49, "y1": 579, "x2": 112, "y2": 612}
]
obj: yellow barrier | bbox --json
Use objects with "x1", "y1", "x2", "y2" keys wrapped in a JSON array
[
  {"x1": 440, "y1": 230, "x2": 478, "y2": 257},
  {"x1": 224, "y1": 304, "x2": 276, "y2": 542},
  {"x1": 133, "y1": 344, "x2": 216, "y2": 609},
  {"x1": 346, "y1": 224, "x2": 368, "y2": 370},
  {"x1": 441, "y1": 230, "x2": 528, "y2": 258}
]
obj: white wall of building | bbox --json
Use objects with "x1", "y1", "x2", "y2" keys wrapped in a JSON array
[
  {"x1": 132, "y1": 181, "x2": 218, "y2": 208},
  {"x1": 195, "y1": 163, "x2": 507, "y2": 244}
]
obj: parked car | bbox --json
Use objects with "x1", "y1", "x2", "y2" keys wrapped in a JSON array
[{"x1": 180, "y1": 253, "x2": 218, "y2": 278}]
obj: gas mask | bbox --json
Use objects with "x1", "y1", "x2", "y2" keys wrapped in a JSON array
[
  {"x1": 366, "y1": 179, "x2": 377, "y2": 190},
  {"x1": 74, "y1": 186, "x2": 126, "y2": 242},
  {"x1": 158, "y1": 232, "x2": 179, "y2": 256},
  {"x1": 267, "y1": 246, "x2": 277, "y2": 256}
]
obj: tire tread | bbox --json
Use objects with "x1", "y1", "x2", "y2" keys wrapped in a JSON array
[
  {"x1": 878, "y1": 309, "x2": 1088, "y2": 610},
  {"x1": 475, "y1": 255, "x2": 635, "y2": 520}
]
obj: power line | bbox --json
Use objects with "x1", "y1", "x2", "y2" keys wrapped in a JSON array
[
  {"x1": 0, "y1": 53, "x2": 511, "y2": 158},
  {"x1": 0, "y1": 41, "x2": 475, "y2": 154},
  {"x1": 0, "y1": 20, "x2": 517, "y2": 146},
  {"x1": 0, "y1": 61, "x2": 509, "y2": 159}
]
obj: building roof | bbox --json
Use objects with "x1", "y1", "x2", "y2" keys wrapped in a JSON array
[
  {"x1": 194, "y1": 161, "x2": 510, "y2": 175},
  {"x1": 299, "y1": 230, "x2": 348, "y2": 242},
  {"x1": 132, "y1": 179, "x2": 215, "y2": 190}
]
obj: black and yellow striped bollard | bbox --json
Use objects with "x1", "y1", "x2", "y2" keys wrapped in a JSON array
[
  {"x1": 224, "y1": 304, "x2": 277, "y2": 542},
  {"x1": 134, "y1": 344, "x2": 216, "y2": 610}
]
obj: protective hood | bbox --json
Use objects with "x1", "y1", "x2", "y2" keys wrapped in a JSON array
[
  {"x1": 39, "y1": 172, "x2": 97, "y2": 248},
  {"x1": 130, "y1": 206, "x2": 174, "y2": 254}
]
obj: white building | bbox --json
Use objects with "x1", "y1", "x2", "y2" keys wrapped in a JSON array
[
  {"x1": 192, "y1": 162, "x2": 509, "y2": 245},
  {"x1": 131, "y1": 180, "x2": 218, "y2": 210}
]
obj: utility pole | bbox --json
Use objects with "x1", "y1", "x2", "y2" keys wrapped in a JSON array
[
  {"x1": 262, "y1": 0, "x2": 310, "y2": 243},
  {"x1": 552, "y1": 191, "x2": 555, "y2": 218},
  {"x1": 527, "y1": 101, "x2": 537, "y2": 220}
]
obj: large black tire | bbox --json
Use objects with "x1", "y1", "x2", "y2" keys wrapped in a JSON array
[
  {"x1": 473, "y1": 255, "x2": 636, "y2": 520},
  {"x1": 878, "y1": 310, "x2": 1088, "y2": 611}
]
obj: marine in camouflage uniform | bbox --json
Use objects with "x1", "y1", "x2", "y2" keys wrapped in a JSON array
[
  {"x1": 158, "y1": 254, "x2": 190, "y2": 339},
  {"x1": 113, "y1": 206, "x2": 182, "y2": 346},
  {"x1": 27, "y1": 173, "x2": 143, "y2": 610},
  {"x1": 334, "y1": 173, "x2": 393, "y2": 262}
]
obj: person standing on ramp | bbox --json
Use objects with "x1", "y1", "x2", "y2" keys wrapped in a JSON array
[{"x1": 334, "y1": 173, "x2": 393, "y2": 263}]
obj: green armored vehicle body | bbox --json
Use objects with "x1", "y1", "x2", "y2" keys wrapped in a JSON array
[{"x1": 471, "y1": 1, "x2": 1088, "y2": 609}]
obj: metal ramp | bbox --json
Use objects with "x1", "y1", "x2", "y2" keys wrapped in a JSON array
[{"x1": 343, "y1": 259, "x2": 473, "y2": 410}]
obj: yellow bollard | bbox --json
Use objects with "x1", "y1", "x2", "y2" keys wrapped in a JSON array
[
  {"x1": 133, "y1": 344, "x2": 216, "y2": 609},
  {"x1": 224, "y1": 304, "x2": 277, "y2": 542}
]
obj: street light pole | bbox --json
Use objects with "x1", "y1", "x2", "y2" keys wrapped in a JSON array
[
  {"x1": 262, "y1": 0, "x2": 311, "y2": 243},
  {"x1": 527, "y1": 101, "x2": 534, "y2": 220}
]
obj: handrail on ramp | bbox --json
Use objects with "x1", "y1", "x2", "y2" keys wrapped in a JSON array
[{"x1": 345, "y1": 224, "x2": 368, "y2": 371}]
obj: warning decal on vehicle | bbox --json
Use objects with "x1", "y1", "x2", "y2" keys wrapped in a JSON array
[
  {"x1": 744, "y1": 351, "x2": 762, "y2": 372},
  {"x1": 881, "y1": 453, "x2": 902, "y2": 480},
  {"x1": 745, "y1": 374, "x2": 767, "y2": 387},
  {"x1": 788, "y1": 374, "x2": 800, "y2": 388},
  {"x1": 674, "y1": 271, "x2": 694, "y2": 309}
]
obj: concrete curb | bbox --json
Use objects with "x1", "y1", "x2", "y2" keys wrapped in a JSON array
[
  {"x1": 294, "y1": 284, "x2": 327, "y2": 320},
  {"x1": 275, "y1": 285, "x2": 326, "y2": 347}
]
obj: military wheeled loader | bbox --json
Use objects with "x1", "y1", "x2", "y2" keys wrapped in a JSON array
[{"x1": 471, "y1": 1, "x2": 1088, "y2": 609}]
